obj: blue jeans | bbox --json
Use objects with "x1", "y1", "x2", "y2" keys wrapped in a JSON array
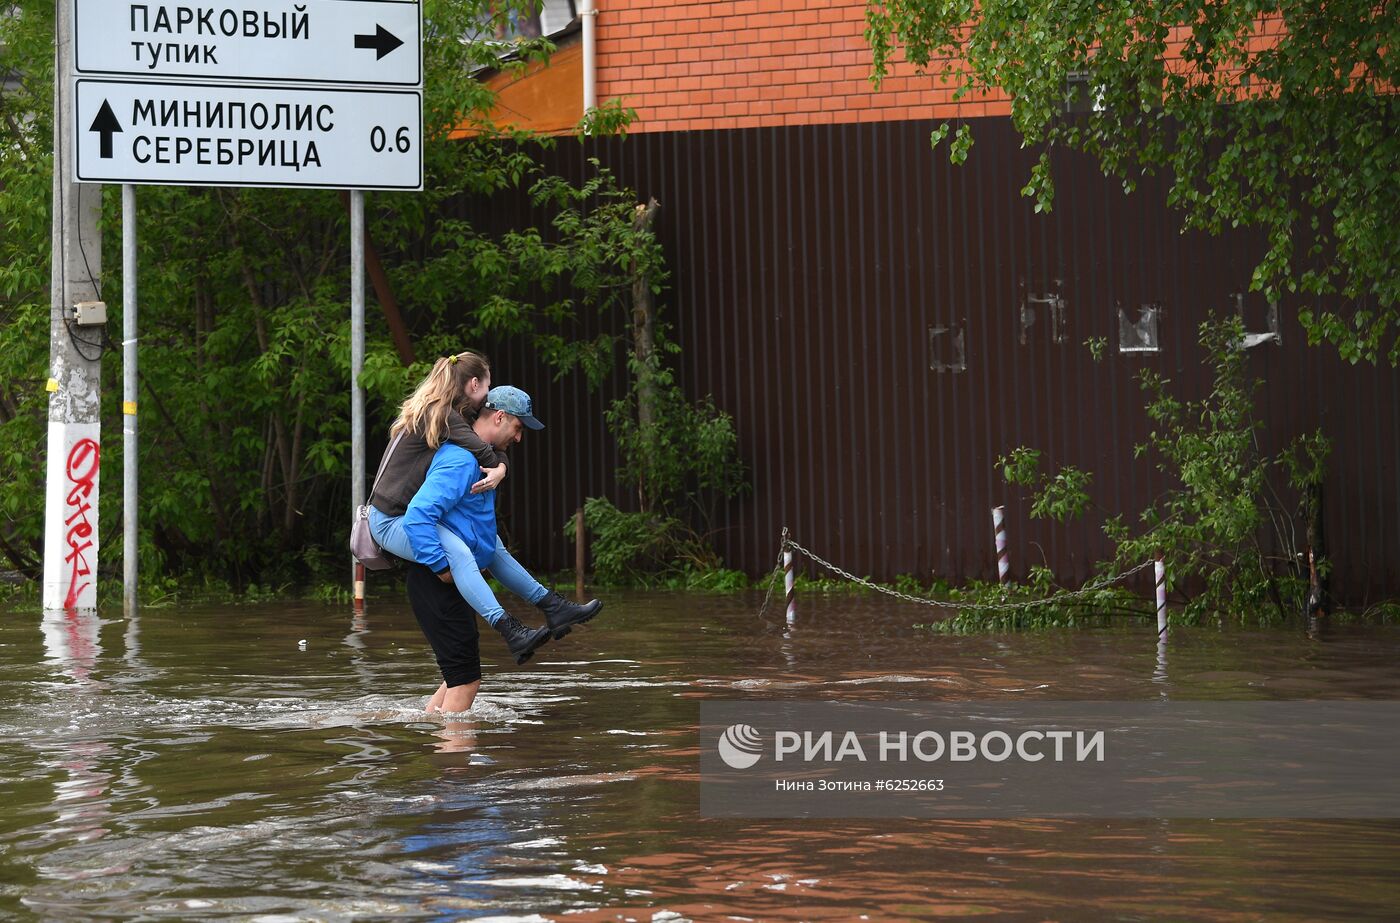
[{"x1": 368, "y1": 506, "x2": 548, "y2": 629}]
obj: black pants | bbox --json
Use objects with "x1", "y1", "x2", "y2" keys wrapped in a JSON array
[{"x1": 405, "y1": 562, "x2": 482, "y2": 688}]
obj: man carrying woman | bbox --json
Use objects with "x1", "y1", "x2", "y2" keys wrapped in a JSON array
[{"x1": 365, "y1": 351, "x2": 601, "y2": 713}]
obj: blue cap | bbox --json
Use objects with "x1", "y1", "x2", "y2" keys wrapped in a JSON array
[{"x1": 484, "y1": 385, "x2": 543, "y2": 430}]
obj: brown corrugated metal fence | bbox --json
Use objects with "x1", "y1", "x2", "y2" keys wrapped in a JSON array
[{"x1": 463, "y1": 118, "x2": 1400, "y2": 604}]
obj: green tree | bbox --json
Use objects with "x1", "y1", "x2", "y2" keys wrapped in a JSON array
[
  {"x1": 865, "y1": 1, "x2": 1400, "y2": 362},
  {"x1": 0, "y1": 0, "x2": 652, "y2": 591},
  {"x1": 580, "y1": 339, "x2": 747, "y2": 585},
  {"x1": 0, "y1": 2, "x2": 61, "y2": 578}
]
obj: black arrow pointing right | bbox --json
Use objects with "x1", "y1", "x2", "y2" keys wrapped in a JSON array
[
  {"x1": 89, "y1": 99, "x2": 122, "y2": 159},
  {"x1": 354, "y1": 24, "x2": 404, "y2": 60}
]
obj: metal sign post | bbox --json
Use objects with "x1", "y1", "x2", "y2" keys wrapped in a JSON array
[
  {"x1": 350, "y1": 190, "x2": 366, "y2": 609},
  {"x1": 122, "y1": 184, "x2": 138, "y2": 616}
]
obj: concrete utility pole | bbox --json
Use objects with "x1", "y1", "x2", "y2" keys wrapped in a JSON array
[{"x1": 43, "y1": 0, "x2": 104, "y2": 612}]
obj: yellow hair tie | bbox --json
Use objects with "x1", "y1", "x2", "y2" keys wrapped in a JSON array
[{"x1": 447, "y1": 354, "x2": 458, "y2": 365}]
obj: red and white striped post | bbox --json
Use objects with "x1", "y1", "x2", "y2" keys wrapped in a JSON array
[
  {"x1": 353, "y1": 562, "x2": 365, "y2": 611},
  {"x1": 783, "y1": 548, "x2": 796, "y2": 624},
  {"x1": 992, "y1": 506, "x2": 1009, "y2": 583},
  {"x1": 1154, "y1": 553, "x2": 1167, "y2": 639}
]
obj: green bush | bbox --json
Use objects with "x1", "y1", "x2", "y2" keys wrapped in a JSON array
[{"x1": 572, "y1": 496, "x2": 723, "y2": 586}]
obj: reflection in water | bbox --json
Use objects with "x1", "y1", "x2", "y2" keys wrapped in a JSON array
[
  {"x1": 40, "y1": 609, "x2": 102, "y2": 685},
  {"x1": 1154, "y1": 637, "x2": 1169, "y2": 692},
  {"x1": 0, "y1": 593, "x2": 1395, "y2": 919},
  {"x1": 33, "y1": 609, "x2": 119, "y2": 883},
  {"x1": 433, "y1": 719, "x2": 478, "y2": 755},
  {"x1": 344, "y1": 610, "x2": 370, "y2": 651},
  {"x1": 34, "y1": 737, "x2": 116, "y2": 851},
  {"x1": 122, "y1": 605, "x2": 141, "y2": 667}
]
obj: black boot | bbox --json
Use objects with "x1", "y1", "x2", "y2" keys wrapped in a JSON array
[
  {"x1": 495, "y1": 614, "x2": 551, "y2": 665},
  {"x1": 536, "y1": 590, "x2": 603, "y2": 640}
]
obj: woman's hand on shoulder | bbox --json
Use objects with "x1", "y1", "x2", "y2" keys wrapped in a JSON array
[{"x1": 470, "y1": 463, "x2": 507, "y2": 494}]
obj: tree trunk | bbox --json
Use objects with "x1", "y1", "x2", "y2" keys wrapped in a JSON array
[
  {"x1": 140, "y1": 372, "x2": 232, "y2": 544},
  {"x1": 338, "y1": 191, "x2": 416, "y2": 366},
  {"x1": 282, "y1": 401, "x2": 306, "y2": 543},
  {"x1": 630, "y1": 197, "x2": 660, "y2": 512},
  {"x1": 0, "y1": 526, "x2": 39, "y2": 578}
]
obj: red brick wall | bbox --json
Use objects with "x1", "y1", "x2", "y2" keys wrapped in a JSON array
[{"x1": 595, "y1": 0, "x2": 1011, "y2": 132}]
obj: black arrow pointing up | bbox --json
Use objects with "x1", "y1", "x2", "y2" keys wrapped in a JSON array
[
  {"x1": 354, "y1": 24, "x2": 404, "y2": 60},
  {"x1": 89, "y1": 100, "x2": 122, "y2": 159}
]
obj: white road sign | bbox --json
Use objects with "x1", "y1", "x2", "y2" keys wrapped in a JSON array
[
  {"x1": 74, "y1": 78, "x2": 422, "y2": 190},
  {"x1": 74, "y1": 0, "x2": 421, "y2": 87}
]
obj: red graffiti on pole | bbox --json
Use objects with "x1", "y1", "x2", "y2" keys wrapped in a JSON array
[{"x1": 63, "y1": 438, "x2": 100, "y2": 610}]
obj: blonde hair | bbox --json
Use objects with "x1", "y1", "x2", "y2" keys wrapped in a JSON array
[{"x1": 391, "y1": 350, "x2": 491, "y2": 449}]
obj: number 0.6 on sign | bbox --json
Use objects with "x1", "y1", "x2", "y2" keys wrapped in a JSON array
[{"x1": 370, "y1": 125, "x2": 412, "y2": 155}]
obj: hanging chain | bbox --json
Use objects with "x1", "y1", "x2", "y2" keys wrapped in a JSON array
[{"x1": 769, "y1": 531, "x2": 1157, "y2": 614}]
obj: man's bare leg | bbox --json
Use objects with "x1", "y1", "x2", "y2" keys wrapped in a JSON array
[
  {"x1": 426, "y1": 682, "x2": 447, "y2": 713},
  {"x1": 440, "y1": 679, "x2": 480, "y2": 714},
  {"x1": 404, "y1": 563, "x2": 482, "y2": 716}
]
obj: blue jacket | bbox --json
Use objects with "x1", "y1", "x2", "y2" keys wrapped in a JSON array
[{"x1": 402, "y1": 444, "x2": 496, "y2": 573}]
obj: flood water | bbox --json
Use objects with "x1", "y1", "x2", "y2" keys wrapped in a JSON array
[{"x1": 1, "y1": 589, "x2": 1398, "y2": 921}]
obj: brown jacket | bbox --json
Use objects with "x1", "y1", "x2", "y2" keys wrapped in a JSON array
[{"x1": 368, "y1": 409, "x2": 503, "y2": 517}]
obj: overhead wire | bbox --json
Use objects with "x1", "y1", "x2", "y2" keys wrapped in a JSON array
[{"x1": 54, "y1": 0, "x2": 109, "y2": 364}]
